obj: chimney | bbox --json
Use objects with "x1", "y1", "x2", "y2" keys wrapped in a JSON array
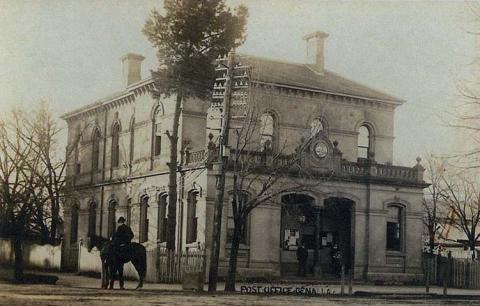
[
  {"x1": 303, "y1": 31, "x2": 329, "y2": 74},
  {"x1": 121, "y1": 53, "x2": 145, "y2": 87}
]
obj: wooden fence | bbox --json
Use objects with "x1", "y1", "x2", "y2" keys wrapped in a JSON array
[
  {"x1": 157, "y1": 248, "x2": 206, "y2": 283},
  {"x1": 423, "y1": 253, "x2": 480, "y2": 289}
]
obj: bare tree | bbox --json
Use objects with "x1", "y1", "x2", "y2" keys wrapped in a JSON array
[
  {"x1": 0, "y1": 104, "x2": 79, "y2": 280},
  {"x1": 422, "y1": 154, "x2": 448, "y2": 254},
  {"x1": 219, "y1": 106, "x2": 330, "y2": 291},
  {"x1": 441, "y1": 172, "x2": 480, "y2": 259}
]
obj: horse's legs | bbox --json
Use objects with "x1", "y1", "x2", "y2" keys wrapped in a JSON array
[
  {"x1": 131, "y1": 259, "x2": 144, "y2": 289},
  {"x1": 118, "y1": 264, "x2": 125, "y2": 289},
  {"x1": 108, "y1": 264, "x2": 116, "y2": 290},
  {"x1": 101, "y1": 261, "x2": 108, "y2": 289}
]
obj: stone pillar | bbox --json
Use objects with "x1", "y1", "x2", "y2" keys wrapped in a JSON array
[{"x1": 313, "y1": 207, "x2": 322, "y2": 277}]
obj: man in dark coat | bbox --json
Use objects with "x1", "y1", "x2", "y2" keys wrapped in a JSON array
[
  {"x1": 112, "y1": 217, "x2": 134, "y2": 253},
  {"x1": 296, "y1": 242, "x2": 308, "y2": 277}
]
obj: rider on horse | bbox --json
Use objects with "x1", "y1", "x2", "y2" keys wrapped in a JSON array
[{"x1": 112, "y1": 217, "x2": 134, "y2": 258}]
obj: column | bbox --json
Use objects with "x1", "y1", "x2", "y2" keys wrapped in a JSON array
[{"x1": 313, "y1": 207, "x2": 322, "y2": 277}]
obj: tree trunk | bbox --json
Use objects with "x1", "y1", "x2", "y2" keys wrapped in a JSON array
[
  {"x1": 225, "y1": 220, "x2": 243, "y2": 292},
  {"x1": 428, "y1": 226, "x2": 435, "y2": 254},
  {"x1": 470, "y1": 240, "x2": 476, "y2": 260},
  {"x1": 12, "y1": 236, "x2": 24, "y2": 282},
  {"x1": 50, "y1": 202, "x2": 59, "y2": 244},
  {"x1": 166, "y1": 93, "x2": 183, "y2": 251}
]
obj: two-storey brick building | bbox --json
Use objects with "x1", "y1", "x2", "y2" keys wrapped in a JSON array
[{"x1": 61, "y1": 31, "x2": 427, "y2": 282}]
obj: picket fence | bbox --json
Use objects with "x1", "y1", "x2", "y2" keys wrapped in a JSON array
[{"x1": 423, "y1": 253, "x2": 480, "y2": 289}]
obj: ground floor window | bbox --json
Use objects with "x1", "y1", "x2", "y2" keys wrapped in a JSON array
[{"x1": 386, "y1": 205, "x2": 403, "y2": 251}]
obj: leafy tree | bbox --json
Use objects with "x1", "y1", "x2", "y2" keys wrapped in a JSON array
[{"x1": 143, "y1": 0, "x2": 248, "y2": 250}]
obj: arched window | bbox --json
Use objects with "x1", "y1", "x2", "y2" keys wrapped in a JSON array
[
  {"x1": 107, "y1": 201, "x2": 117, "y2": 238},
  {"x1": 157, "y1": 194, "x2": 168, "y2": 243},
  {"x1": 111, "y1": 123, "x2": 120, "y2": 168},
  {"x1": 260, "y1": 112, "x2": 275, "y2": 151},
  {"x1": 386, "y1": 205, "x2": 404, "y2": 252},
  {"x1": 139, "y1": 196, "x2": 149, "y2": 243},
  {"x1": 129, "y1": 118, "x2": 135, "y2": 166},
  {"x1": 88, "y1": 201, "x2": 97, "y2": 237},
  {"x1": 357, "y1": 125, "x2": 371, "y2": 159},
  {"x1": 92, "y1": 129, "x2": 101, "y2": 171},
  {"x1": 70, "y1": 205, "x2": 79, "y2": 243},
  {"x1": 227, "y1": 192, "x2": 249, "y2": 245},
  {"x1": 186, "y1": 191, "x2": 198, "y2": 244},
  {"x1": 310, "y1": 118, "x2": 324, "y2": 136},
  {"x1": 153, "y1": 108, "x2": 162, "y2": 157}
]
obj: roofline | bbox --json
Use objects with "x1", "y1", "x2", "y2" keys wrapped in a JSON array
[
  {"x1": 61, "y1": 57, "x2": 404, "y2": 121},
  {"x1": 252, "y1": 80, "x2": 405, "y2": 105}
]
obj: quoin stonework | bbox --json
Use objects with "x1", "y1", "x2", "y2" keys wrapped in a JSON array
[{"x1": 61, "y1": 31, "x2": 428, "y2": 283}]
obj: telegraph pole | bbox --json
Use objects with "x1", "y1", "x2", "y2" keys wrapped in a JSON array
[
  {"x1": 208, "y1": 50, "x2": 235, "y2": 291},
  {"x1": 207, "y1": 50, "x2": 250, "y2": 291}
]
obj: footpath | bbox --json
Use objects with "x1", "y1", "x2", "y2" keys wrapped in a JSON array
[{"x1": 37, "y1": 271, "x2": 480, "y2": 298}]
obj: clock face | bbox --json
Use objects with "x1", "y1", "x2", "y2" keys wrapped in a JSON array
[{"x1": 314, "y1": 141, "x2": 328, "y2": 159}]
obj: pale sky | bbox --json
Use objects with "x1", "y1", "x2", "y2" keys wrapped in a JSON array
[{"x1": 0, "y1": 0, "x2": 477, "y2": 166}]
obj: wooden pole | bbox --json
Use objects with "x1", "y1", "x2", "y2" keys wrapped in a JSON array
[
  {"x1": 208, "y1": 51, "x2": 235, "y2": 292},
  {"x1": 340, "y1": 264, "x2": 345, "y2": 295},
  {"x1": 348, "y1": 268, "x2": 353, "y2": 295}
]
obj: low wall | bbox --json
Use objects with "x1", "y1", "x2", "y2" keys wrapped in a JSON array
[{"x1": 0, "y1": 238, "x2": 61, "y2": 270}]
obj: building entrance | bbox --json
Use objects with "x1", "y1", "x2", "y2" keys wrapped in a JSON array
[{"x1": 280, "y1": 194, "x2": 354, "y2": 278}]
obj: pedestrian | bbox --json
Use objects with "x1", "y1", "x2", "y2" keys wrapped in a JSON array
[{"x1": 296, "y1": 242, "x2": 308, "y2": 277}]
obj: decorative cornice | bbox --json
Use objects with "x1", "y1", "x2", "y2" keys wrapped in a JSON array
[
  {"x1": 251, "y1": 81, "x2": 400, "y2": 110},
  {"x1": 61, "y1": 79, "x2": 155, "y2": 122}
]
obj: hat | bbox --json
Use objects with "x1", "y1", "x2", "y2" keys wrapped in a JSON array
[{"x1": 117, "y1": 216, "x2": 126, "y2": 223}]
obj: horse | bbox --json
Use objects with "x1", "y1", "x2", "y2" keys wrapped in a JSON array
[{"x1": 88, "y1": 235, "x2": 146, "y2": 290}]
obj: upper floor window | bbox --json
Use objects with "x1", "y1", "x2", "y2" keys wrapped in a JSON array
[
  {"x1": 111, "y1": 123, "x2": 120, "y2": 168},
  {"x1": 357, "y1": 125, "x2": 371, "y2": 159},
  {"x1": 92, "y1": 128, "x2": 101, "y2": 171},
  {"x1": 153, "y1": 109, "x2": 162, "y2": 157},
  {"x1": 310, "y1": 118, "x2": 324, "y2": 136},
  {"x1": 386, "y1": 205, "x2": 403, "y2": 252},
  {"x1": 129, "y1": 118, "x2": 135, "y2": 165},
  {"x1": 260, "y1": 112, "x2": 275, "y2": 152}
]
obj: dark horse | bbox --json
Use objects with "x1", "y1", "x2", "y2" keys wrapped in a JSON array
[{"x1": 88, "y1": 235, "x2": 146, "y2": 290}]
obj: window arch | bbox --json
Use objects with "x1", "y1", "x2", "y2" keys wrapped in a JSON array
[
  {"x1": 111, "y1": 123, "x2": 120, "y2": 168},
  {"x1": 186, "y1": 191, "x2": 199, "y2": 244},
  {"x1": 91, "y1": 128, "x2": 101, "y2": 171},
  {"x1": 357, "y1": 125, "x2": 372, "y2": 159},
  {"x1": 70, "y1": 204, "x2": 79, "y2": 244},
  {"x1": 157, "y1": 194, "x2": 168, "y2": 243},
  {"x1": 386, "y1": 204, "x2": 404, "y2": 252},
  {"x1": 107, "y1": 200, "x2": 117, "y2": 238},
  {"x1": 260, "y1": 112, "x2": 275, "y2": 152},
  {"x1": 139, "y1": 196, "x2": 149, "y2": 243},
  {"x1": 152, "y1": 107, "x2": 163, "y2": 157},
  {"x1": 87, "y1": 201, "x2": 97, "y2": 237}
]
